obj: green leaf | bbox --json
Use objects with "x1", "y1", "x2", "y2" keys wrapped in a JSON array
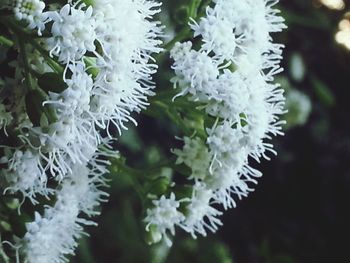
[
  {"x1": 37, "y1": 72, "x2": 68, "y2": 93},
  {"x1": 188, "y1": 0, "x2": 202, "y2": 18},
  {"x1": 25, "y1": 89, "x2": 58, "y2": 126}
]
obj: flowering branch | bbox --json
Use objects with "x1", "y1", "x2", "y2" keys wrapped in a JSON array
[{"x1": 0, "y1": 0, "x2": 286, "y2": 261}]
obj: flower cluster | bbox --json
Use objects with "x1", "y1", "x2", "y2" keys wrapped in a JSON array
[
  {"x1": 12, "y1": 0, "x2": 47, "y2": 35},
  {"x1": 0, "y1": 0, "x2": 162, "y2": 262},
  {"x1": 145, "y1": 0, "x2": 286, "y2": 245},
  {"x1": 22, "y1": 158, "x2": 109, "y2": 262}
]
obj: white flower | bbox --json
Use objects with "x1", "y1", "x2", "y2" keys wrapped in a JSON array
[
  {"x1": 167, "y1": 0, "x2": 286, "y2": 244},
  {"x1": 89, "y1": 0, "x2": 162, "y2": 133},
  {"x1": 145, "y1": 193, "x2": 185, "y2": 246},
  {"x1": 23, "y1": 204, "x2": 81, "y2": 263},
  {"x1": 206, "y1": 121, "x2": 248, "y2": 166},
  {"x1": 25, "y1": 115, "x2": 97, "y2": 181},
  {"x1": 47, "y1": 4, "x2": 97, "y2": 63},
  {"x1": 91, "y1": 70, "x2": 145, "y2": 133},
  {"x1": 46, "y1": 64, "x2": 93, "y2": 117},
  {"x1": 205, "y1": 70, "x2": 250, "y2": 120},
  {"x1": 13, "y1": 0, "x2": 48, "y2": 35},
  {"x1": 59, "y1": 159, "x2": 109, "y2": 217},
  {"x1": 3, "y1": 0, "x2": 163, "y2": 261},
  {"x1": 1, "y1": 149, "x2": 48, "y2": 202},
  {"x1": 191, "y1": 7, "x2": 242, "y2": 59},
  {"x1": 242, "y1": 75, "x2": 285, "y2": 160},
  {"x1": 21, "y1": 157, "x2": 107, "y2": 263},
  {"x1": 171, "y1": 42, "x2": 219, "y2": 98},
  {"x1": 183, "y1": 183, "x2": 222, "y2": 238},
  {"x1": 206, "y1": 166, "x2": 253, "y2": 209},
  {"x1": 33, "y1": 117, "x2": 75, "y2": 150},
  {"x1": 5, "y1": 0, "x2": 162, "y2": 195},
  {"x1": 173, "y1": 137, "x2": 212, "y2": 181}
]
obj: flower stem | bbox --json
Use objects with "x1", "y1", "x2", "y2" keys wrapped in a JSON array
[
  {"x1": 189, "y1": 0, "x2": 202, "y2": 19},
  {"x1": 0, "y1": 35, "x2": 13, "y2": 47},
  {"x1": 18, "y1": 38, "x2": 36, "y2": 92}
]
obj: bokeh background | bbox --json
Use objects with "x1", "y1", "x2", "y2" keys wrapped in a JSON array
[{"x1": 69, "y1": 0, "x2": 350, "y2": 262}]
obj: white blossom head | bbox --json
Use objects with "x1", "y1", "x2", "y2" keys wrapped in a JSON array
[
  {"x1": 183, "y1": 183, "x2": 222, "y2": 238},
  {"x1": 145, "y1": 193, "x2": 185, "y2": 246},
  {"x1": 173, "y1": 137, "x2": 212, "y2": 181},
  {"x1": 1, "y1": 149, "x2": 48, "y2": 202},
  {"x1": 13, "y1": 0, "x2": 47, "y2": 35},
  {"x1": 47, "y1": 4, "x2": 97, "y2": 63}
]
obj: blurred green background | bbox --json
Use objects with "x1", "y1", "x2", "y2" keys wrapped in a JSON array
[{"x1": 73, "y1": 0, "x2": 350, "y2": 262}]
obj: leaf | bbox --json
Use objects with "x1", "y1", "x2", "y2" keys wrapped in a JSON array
[
  {"x1": 37, "y1": 72, "x2": 67, "y2": 93},
  {"x1": 25, "y1": 89, "x2": 57, "y2": 126}
]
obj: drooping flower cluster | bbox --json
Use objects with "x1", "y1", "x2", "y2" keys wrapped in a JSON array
[
  {"x1": 0, "y1": 0, "x2": 162, "y2": 262},
  {"x1": 22, "y1": 157, "x2": 109, "y2": 262},
  {"x1": 145, "y1": 0, "x2": 286, "y2": 245}
]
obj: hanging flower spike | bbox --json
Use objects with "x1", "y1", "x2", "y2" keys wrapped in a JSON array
[
  {"x1": 1, "y1": 0, "x2": 163, "y2": 262},
  {"x1": 150, "y1": 0, "x2": 286, "y2": 244}
]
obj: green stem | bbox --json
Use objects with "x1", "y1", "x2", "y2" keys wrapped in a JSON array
[
  {"x1": 27, "y1": 38, "x2": 63, "y2": 75},
  {"x1": 163, "y1": 26, "x2": 191, "y2": 51},
  {"x1": 146, "y1": 100, "x2": 192, "y2": 136},
  {"x1": 146, "y1": 90, "x2": 207, "y2": 139},
  {"x1": 0, "y1": 35, "x2": 13, "y2": 47},
  {"x1": 189, "y1": 0, "x2": 202, "y2": 19},
  {"x1": 18, "y1": 38, "x2": 35, "y2": 91}
]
